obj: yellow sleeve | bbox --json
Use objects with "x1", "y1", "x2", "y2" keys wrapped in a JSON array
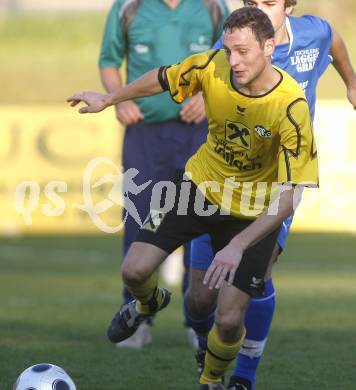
[
  {"x1": 278, "y1": 98, "x2": 319, "y2": 187},
  {"x1": 158, "y1": 50, "x2": 219, "y2": 104}
]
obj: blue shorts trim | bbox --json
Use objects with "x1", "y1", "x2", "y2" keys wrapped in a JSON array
[
  {"x1": 190, "y1": 233, "x2": 213, "y2": 271},
  {"x1": 277, "y1": 214, "x2": 293, "y2": 251}
]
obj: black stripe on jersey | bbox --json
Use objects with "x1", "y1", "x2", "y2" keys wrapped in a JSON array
[
  {"x1": 178, "y1": 49, "x2": 220, "y2": 87},
  {"x1": 310, "y1": 120, "x2": 318, "y2": 160},
  {"x1": 206, "y1": 347, "x2": 236, "y2": 363},
  {"x1": 230, "y1": 68, "x2": 283, "y2": 98},
  {"x1": 158, "y1": 66, "x2": 169, "y2": 91},
  {"x1": 163, "y1": 50, "x2": 220, "y2": 103},
  {"x1": 286, "y1": 97, "x2": 304, "y2": 157},
  {"x1": 282, "y1": 148, "x2": 292, "y2": 182},
  {"x1": 159, "y1": 65, "x2": 179, "y2": 100},
  {"x1": 281, "y1": 97, "x2": 307, "y2": 181}
]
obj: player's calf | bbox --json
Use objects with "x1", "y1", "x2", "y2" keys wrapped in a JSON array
[{"x1": 185, "y1": 269, "x2": 218, "y2": 319}]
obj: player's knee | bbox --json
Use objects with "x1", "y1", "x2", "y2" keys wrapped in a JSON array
[
  {"x1": 121, "y1": 262, "x2": 145, "y2": 286},
  {"x1": 185, "y1": 286, "x2": 215, "y2": 319},
  {"x1": 215, "y1": 308, "x2": 244, "y2": 338},
  {"x1": 184, "y1": 269, "x2": 217, "y2": 318}
]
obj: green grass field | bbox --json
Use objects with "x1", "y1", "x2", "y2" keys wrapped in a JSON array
[{"x1": 1, "y1": 233, "x2": 356, "y2": 389}]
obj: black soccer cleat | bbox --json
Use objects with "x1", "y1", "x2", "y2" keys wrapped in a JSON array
[
  {"x1": 227, "y1": 376, "x2": 252, "y2": 390},
  {"x1": 107, "y1": 300, "x2": 146, "y2": 344},
  {"x1": 107, "y1": 288, "x2": 171, "y2": 343}
]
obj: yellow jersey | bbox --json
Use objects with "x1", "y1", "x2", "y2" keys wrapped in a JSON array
[{"x1": 159, "y1": 49, "x2": 318, "y2": 219}]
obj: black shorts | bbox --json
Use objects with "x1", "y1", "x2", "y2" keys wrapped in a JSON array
[{"x1": 136, "y1": 180, "x2": 280, "y2": 297}]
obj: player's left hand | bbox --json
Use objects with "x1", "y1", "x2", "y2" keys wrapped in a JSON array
[
  {"x1": 347, "y1": 83, "x2": 356, "y2": 110},
  {"x1": 203, "y1": 242, "x2": 244, "y2": 290},
  {"x1": 67, "y1": 91, "x2": 110, "y2": 114},
  {"x1": 180, "y1": 92, "x2": 206, "y2": 124}
]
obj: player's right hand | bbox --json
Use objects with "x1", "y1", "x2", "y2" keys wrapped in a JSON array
[
  {"x1": 115, "y1": 100, "x2": 144, "y2": 125},
  {"x1": 203, "y1": 242, "x2": 244, "y2": 290},
  {"x1": 67, "y1": 91, "x2": 109, "y2": 114}
]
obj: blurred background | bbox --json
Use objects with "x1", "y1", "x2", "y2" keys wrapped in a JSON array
[
  {"x1": 0, "y1": 1, "x2": 355, "y2": 389},
  {"x1": 0, "y1": 0, "x2": 355, "y2": 234}
]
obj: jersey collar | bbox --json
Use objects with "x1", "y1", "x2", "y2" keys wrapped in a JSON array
[
  {"x1": 272, "y1": 17, "x2": 293, "y2": 61},
  {"x1": 286, "y1": 17, "x2": 293, "y2": 55},
  {"x1": 229, "y1": 68, "x2": 284, "y2": 98}
]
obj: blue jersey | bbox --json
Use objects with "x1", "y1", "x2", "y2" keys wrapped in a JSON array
[{"x1": 214, "y1": 15, "x2": 333, "y2": 119}]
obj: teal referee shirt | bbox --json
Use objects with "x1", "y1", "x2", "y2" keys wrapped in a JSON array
[{"x1": 99, "y1": 0, "x2": 229, "y2": 123}]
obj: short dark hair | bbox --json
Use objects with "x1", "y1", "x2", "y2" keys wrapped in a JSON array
[
  {"x1": 243, "y1": 0, "x2": 297, "y2": 7},
  {"x1": 223, "y1": 7, "x2": 275, "y2": 47}
]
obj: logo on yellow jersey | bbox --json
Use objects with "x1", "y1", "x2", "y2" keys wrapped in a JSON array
[
  {"x1": 214, "y1": 138, "x2": 262, "y2": 171},
  {"x1": 236, "y1": 105, "x2": 246, "y2": 114},
  {"x1": 254, "y1": 125, "x2": 272, "y2": 139},
  {"x1": 225, "y1": 121, "x2": 251, "y2": 150}
]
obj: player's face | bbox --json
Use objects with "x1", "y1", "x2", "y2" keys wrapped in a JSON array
[
  {"x1": 244, "y1": 0, "x2": 294, "y2": 33},
  {"x1": 223, "y1": 27, "x2": 275, "y2": 86}
]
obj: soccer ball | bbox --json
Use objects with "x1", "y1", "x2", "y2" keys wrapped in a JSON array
[{"x1": 14, "y1": 363, "x2": 76, "y2": 390}]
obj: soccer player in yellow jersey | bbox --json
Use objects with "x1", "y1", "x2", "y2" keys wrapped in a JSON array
[{"x1": 68, "y1": 7, "x2": 318, "y2": 389}]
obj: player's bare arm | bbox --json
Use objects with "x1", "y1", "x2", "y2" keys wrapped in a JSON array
[
  {"x1": 330, "y1": 29, "x2": 356, "y2": 109},
  {"x1": 67, "y1": 68, "x2": 163, "y2": 114},
  {"x1": 204, "y1": 185, "x2": 301, "y2": 290}
]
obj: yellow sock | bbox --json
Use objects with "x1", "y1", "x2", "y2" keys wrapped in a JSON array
[
  {"x1": 200, "y1": 324, "x2": 246, "y2": 384},
  {"x1": 126, "y1": 273, "x2": 164, "y2": 315}
]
